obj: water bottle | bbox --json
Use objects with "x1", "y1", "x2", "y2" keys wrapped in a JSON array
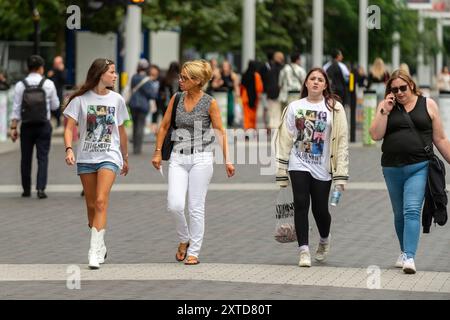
[{"x1": 330, "y1": 185, "x2": 343, "y2": 207}]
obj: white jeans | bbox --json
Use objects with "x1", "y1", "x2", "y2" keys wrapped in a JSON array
[{"x1": 167, "y1": 151, "x2": 214, "y2": 258}]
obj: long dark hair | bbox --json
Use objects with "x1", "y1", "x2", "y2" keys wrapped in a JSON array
[
  {"x1": 300, "y1": 67, "x2": 340, "y2": 111},
  {"x1": 241, "y1": 60, "x2": 259, "y2": 108},
  {"x1": 66, "y1": 58, "x2": 114, "y2": 106}
]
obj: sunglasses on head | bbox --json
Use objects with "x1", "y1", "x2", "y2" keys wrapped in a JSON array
[
  {"x1": 179, "y1": 74, "x2": 191, "y2": 82},
  {"x1": 391, "y1": 85, "x2": 408, "y2": 94}
]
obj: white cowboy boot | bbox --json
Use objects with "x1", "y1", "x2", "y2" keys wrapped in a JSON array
[
  {"x1": 88, "y1": 227, "x2": 101, "y2": 269},
  {"x1": 97, "y1": 229, "x2": 107, "y2": 264}
]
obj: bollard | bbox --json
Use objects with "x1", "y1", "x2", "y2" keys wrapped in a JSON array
[
  {"x1": 363, "y1": 90, "x2": 377, "y2": 146},
  {"x1": 439, "y1": 90, "x2": 450, "y2": 138},
  {"x1": 212, "y1": 91, "x2": 228, "y2": 129}
]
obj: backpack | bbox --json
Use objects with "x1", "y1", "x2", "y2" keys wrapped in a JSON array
[
  {"x1": 21, "y1": 78, "x2": 48, "y2": 124},
  {"x1": 124, "y1": 76, "x2": 150, "y2": 105}
]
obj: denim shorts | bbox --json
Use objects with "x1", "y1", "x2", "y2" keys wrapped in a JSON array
[{"x1": 77, "y1": 161, "x2": 120, "y2": 175}]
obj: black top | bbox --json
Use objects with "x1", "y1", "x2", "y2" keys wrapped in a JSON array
[
  {"x1": 220, "y1": 73, "x2": 234, "y2": 92},
  {"x1": 261, "y1": 62, "x2": 283, "y2": 99},
  {"x1": 381, "y1": 96, "x2": 433, "y2": 167},
  {"x1": 49, "y1": 69, "x2": 66, "y2": 102}
]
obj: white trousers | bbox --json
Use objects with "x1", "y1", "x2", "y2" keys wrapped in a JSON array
[{"x1": 167, "y1": 151, "x2": 214, "y2": 258}]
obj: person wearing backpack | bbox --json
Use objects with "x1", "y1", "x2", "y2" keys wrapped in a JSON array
[
  {"x1": 128, "y1": 58, "x2": 158, "y2": 155},
  {"x1": 369, "y1": 69, "x2": 450, "y2": 274},
  {"x1": 9, "y1": 55, "x2": 59, "y2": 199},
  {"x1": 278, "y1": 52, "x2": 306, "y2": 107}
]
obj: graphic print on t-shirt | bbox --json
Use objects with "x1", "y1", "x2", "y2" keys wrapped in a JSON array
[
  {"x1": 293, "y1": 109, "x2": 328, "y2": 165},
  {"x1": 83, "y1": 105, "x2": 116, "y2": 152}
]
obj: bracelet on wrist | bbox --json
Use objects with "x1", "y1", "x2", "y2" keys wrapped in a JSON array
[
  {"x1": 155, "y1": 148, "x2": 161, "y2": 152},
  {"x1": 10, "y1": 127, "x2": 16, "y2": 130},
  {"x1": 65, "y1": 147, "x2": 73, "y2": 152},
  {"x1": 380, "y1": 108, "x2": 390, "y2": 116}
]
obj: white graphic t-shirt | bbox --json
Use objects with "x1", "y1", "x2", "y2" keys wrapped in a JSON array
[
  {"x1": 285, "y1": 98, "x2": 332, "y2": 181},
  {"x1": 63, "y1": 90, "x2": 130, "y2": 169}
]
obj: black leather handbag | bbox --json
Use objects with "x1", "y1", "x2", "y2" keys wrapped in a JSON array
[{"x1": 161, "y1": 93, "x2": 181, "y2": 160}]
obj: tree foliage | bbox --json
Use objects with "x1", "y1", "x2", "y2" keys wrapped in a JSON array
[{"x1": 0, "y1": 0, "x2": 445, "y2": 70}]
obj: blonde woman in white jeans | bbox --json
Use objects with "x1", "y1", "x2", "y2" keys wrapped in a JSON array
[{"x1": 152, "y1": 60, "x2": 235, "y2": 265}]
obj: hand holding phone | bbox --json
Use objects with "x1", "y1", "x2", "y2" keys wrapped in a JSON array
[{"x1": 384, "y1": 93, "x2": 395, "y2": 111}]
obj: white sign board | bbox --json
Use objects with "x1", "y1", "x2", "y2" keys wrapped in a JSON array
[
  {"x1": 407, "y1": 0, "x2": 433, "y2": 10},
  {"x1": 76, "y1": 32, "x2": 117, "y2": 88},
  {"x1": 150, "y1": 31, "x2": 180, "y2": 70}
]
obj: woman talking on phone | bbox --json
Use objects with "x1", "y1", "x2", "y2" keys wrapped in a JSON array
[{"x1": 369, "y1": 69, "x2": 450, "y2": 274}]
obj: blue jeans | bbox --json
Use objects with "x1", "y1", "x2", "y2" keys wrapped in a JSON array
[
  {"x1": 382, "y1": 161, "x2": 428, "y2": 259},
  {"x1": 77, "y1": 162, "x2": 120, "y2": 175}
]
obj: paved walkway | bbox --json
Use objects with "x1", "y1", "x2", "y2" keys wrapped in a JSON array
[
  {"x1": 2, "y1": 263, "x2": 450, "y2": 293},
  {"x1": 0, "y1": 137, "x2": 449, "y2": 300}
]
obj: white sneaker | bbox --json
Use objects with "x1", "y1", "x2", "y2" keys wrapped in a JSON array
[
  {"x1": 315, "y1": 236, "x2": 331, "y2": 262},
  {"x1": 403, "y1": 258, "x2": 416, "y2": 274},
  {"x1": 395, "y1": 252, "x2": 407, "y2": 268},
  {"x1": 298, "y1": 250, "x2": 311, "y2": 267}
]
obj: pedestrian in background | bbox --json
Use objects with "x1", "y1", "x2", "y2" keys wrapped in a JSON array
[
  {"x1": 149, "y1": 64, "x2": 163, "y2": 134},
  {"x1": 9, "y1": 55, "x2": 60, "y2": 199},
  {"x1": 219, "y1": 60, "x2": 240, "y2": 128},
  {"x1": 276, "y1": 68, "x2": 349, "y2": 267},
  {"x1": 264, "y1": 51, "x2": 284, "y2": 132},
  {"x1": 437, "y1": 66, "x2": 450, "y2": 92},
  {"x1": 129, "y1": 58, "x2": 158, "y2": 155},
  {"x1": 324, "y1": 49, "x2": 350, "y2": 105},
  {"x1": 0, "y1": 70, "x2": 10, "y2": 91},
  {"x1": 369, "y1": 69, "x2": 450, "y2": 274},
  {"x1": 64, "y1": 58, "x2": 129, "y2": 269},
  {"x1": 152, "y1": 60, "x2": 235, "y2": 265},
  {"x1": 160, "y1": 61, "x2": 180, "y2": 112},
  {"x1": 47, "y1": 55, "x2": 66, "y2": 128},
  {"x1": 367, "y1": 57, "x2": 390, "y2": 105},
  {"x1": 240, "y1": 60, "x2": 264, "y2": 131},
  {"x1": 278, "y1": 52, "x2": 306, "y2": 107}
]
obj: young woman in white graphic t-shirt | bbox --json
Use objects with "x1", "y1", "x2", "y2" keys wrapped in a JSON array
[
  {"x1": 276, "y1": 68, "x2": 349, "y2": 268},
  {"x1": 63, "y1": 58, "x2": 130, "y2": 269}
]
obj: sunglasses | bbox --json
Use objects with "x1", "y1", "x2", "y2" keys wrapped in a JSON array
[
  {"x1": 179, "y1": 74, "x2": 191, "y2": 82},
  {"x1": 391, "y1": 85, "x2": 408, "y2": 94}
]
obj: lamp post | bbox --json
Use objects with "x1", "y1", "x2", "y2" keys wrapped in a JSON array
[
  {"x1": 312, "y1": 0, "x2": 323, "y2": 68},
  {"x1": 359, "y1": 0, "x2": 368, "y2": 75},
  {"x1": 392, "y1": 32, "x2": 400, "y2": 71},
  {"x1": 242, "y1": 0, "x2": 256, "y2": 71},
  {"x1": 29, "y1": 0, "x2": 40, "y2": 55}
]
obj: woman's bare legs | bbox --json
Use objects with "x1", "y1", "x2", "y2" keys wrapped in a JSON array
[
  {"x1": 80, "y1": 173, "x2": 97, "y2": 228},
  {"x1": 92, "y1": 169, "x2": 116, "y2": 230}
]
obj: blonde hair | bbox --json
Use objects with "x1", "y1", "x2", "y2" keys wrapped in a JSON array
[
  {"x1": 385, "y1": 69, "x2": 422, "y2": 98},
  {"x1": 182, "y1": 60, "x2": 212, "y2": 88},
  {"x1": 399, "y1": 63, "x2": 410, "y2": 76},
  {"x1": 370, "y1": 57, "x2": 386, "y2": 79}
]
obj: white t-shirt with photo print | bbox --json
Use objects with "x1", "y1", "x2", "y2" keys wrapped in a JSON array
[
  {"x1": 63, "y1": 90, "x2": 130, "y2": 169},
  {"x1": 285, "y1": 97, "x2": 332, "y2": 181}
]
